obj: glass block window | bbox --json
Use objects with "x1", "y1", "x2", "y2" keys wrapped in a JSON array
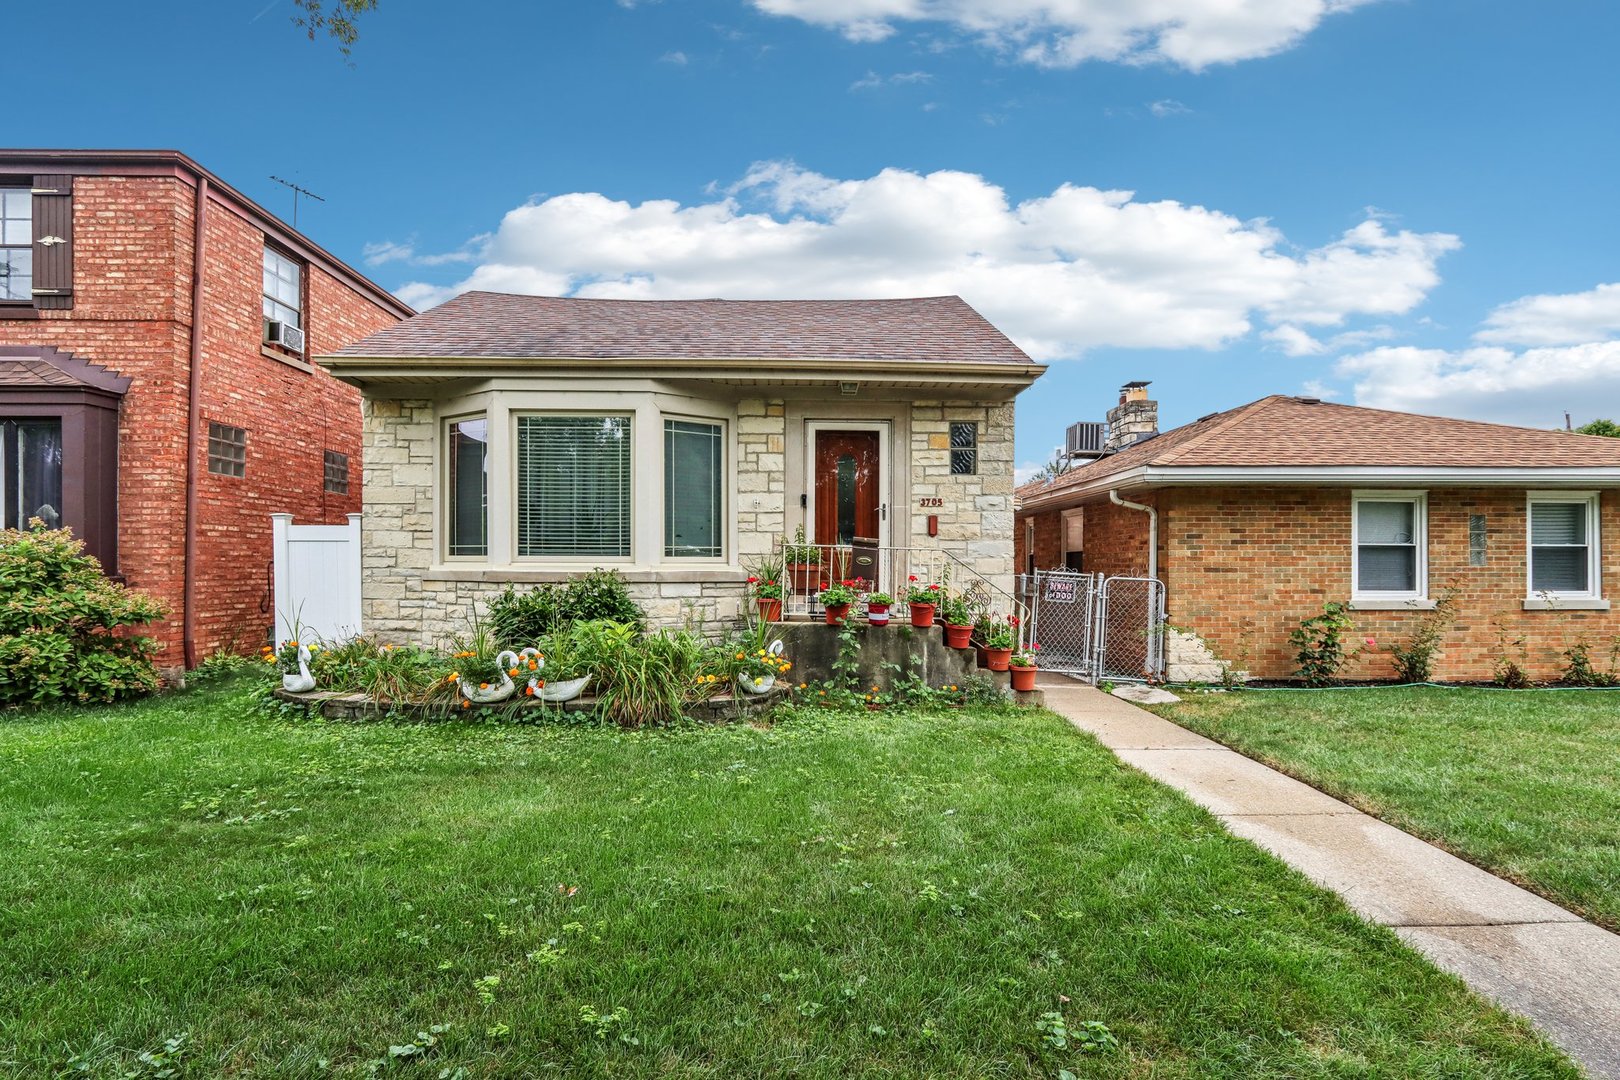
[
  {"x1": 1529, "y1": 496, "x2": 1598, "y2": 596},
  {"x1": 665, "y1": 419, "x2": 723, "y2": 558},
  {"x1": 323, "y1": 450, "x2": 350, "y2": 494},
  {"x1": 1353, "y1": 493, "x2": 1425, "y2": 598},
  {"x1": 949, "y1": 421, "x2": 977, "y2": 475},
  {"x1": 447, "y1": 417, "x2": 488, "y2": 557},
  {"x1": 1469, "y1": 514, "x2": 1487, "y2": 567},
  {"x1": 263, "y1": 246, "x2": 303, "y2": 329},
  {"x1": 0, "y1": 188, "x2": 31, "y2": 302},
  {"x1": 207, "y1": 422, "x2": 247, "y2": 478},
  {"x1": 517, "y1": 415, "x2": 631, "y2": 558}
]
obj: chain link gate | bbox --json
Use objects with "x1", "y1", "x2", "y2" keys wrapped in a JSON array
[{"x1": 1020, "y1": 570, "x2": 1166, "y2": 683}]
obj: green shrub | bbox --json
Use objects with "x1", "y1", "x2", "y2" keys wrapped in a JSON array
[
  {"x1": 0, "y1": 524, "x2": 165, "y2": 705},
  {"x1": 1382, "y1": 588, "x2": 1458, "y2": 683},
  {"x1": 1289, "y1": 602, "x2": 1363, "y2": 687},
  {"x1": 488, "y1": 570, "x2": 645, "y2": 647}
]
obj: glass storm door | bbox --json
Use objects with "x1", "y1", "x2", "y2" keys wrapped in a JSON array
[
  {"x1": 813, "y1": 430, "x2": 882, "y2": 547},
  {"x1": 2, "y1": 419, "x2": 64, "y2": 530}
]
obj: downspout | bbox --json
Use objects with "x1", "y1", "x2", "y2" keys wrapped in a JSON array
[
  {"x1": 182, "y1": 175, "x2": 209, "y2": 669},
  {"x1": 1109, "y1": 489, "x2": 1157, "y2": 582}
]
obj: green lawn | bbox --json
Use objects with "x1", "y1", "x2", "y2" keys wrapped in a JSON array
[
  {"x1": 0, "y1": 681, "x2": 1581, "y2": 1078},
  {"x1": 1152, "y1": 686, "x2": 1620, "y2": 932}
]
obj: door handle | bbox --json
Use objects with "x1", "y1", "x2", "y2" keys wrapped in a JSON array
[{"x1": 880, "y1": 502, "x2": 887, "y2": 521}]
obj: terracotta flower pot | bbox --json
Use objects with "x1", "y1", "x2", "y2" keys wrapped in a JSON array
[
  {"x1": 757, "y1": 598, "x2": 782, "y2": 622},
  {"x1": 975, "y1": 644, "x2": 989, "y2": 667},
  {"x1": 909, "y1": 602, "x2": 937, "y2": 628},
  {"x1": 789, "y1": 563, "x2": 822, "y2": 594},
  {"x1": 985, "y1": 647, "x2": 1012, "y2": 672},
  {"x1": 1010, "y1": 665, "x2": 1037, "y2": 692},
  {"x1": 824, "y1": 603, "x2": 851, "y2": 625},
  {"x1": 867, "y1": 602, "x2": 890, "y2": 626},
  {"x1": 943, "y1": 623, "x2": 973, "y2": 649}
]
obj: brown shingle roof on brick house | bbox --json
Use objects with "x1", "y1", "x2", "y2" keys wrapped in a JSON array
[
  {"x1": 329, "y1": 292, "x2": 1034, "y2": 365},
  {"x1": 1019, "y1": 395, "x2": 1620, "y2": 509}
]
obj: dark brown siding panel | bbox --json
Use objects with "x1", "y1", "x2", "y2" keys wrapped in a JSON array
[{"x1": 31, "y1": 174, "x2": 73, "y2": 309}]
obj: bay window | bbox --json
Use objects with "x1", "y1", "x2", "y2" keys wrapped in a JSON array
[
  {"x1": 1527, "y1": 492, "x2": 1601, "y2": 601},
  {"x1": 1352, "y1": 491, "x2": 1427, "y2": 602},
  {"x1": 516, "y1": 415, "x2": 631, "y2": 559}
]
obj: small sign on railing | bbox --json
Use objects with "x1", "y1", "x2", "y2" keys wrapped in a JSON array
[{"x1": 1043, "y1": 577, "x2": 1079, "y2": 603}]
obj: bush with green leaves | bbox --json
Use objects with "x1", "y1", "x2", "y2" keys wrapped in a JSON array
[
  {"x1": 1290, "y1": 602, "x2": 1365, "y2": 687},
  {"x1": 488, "y1": 570, "x2": 645, "y2": 647},
  {"x1": 0, "y1": 524, "x2": 166, "y2": 705}
]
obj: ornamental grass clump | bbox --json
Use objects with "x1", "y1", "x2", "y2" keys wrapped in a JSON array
[{"x1": 0, "y1": 522, "x2": 165, "y2": 705}]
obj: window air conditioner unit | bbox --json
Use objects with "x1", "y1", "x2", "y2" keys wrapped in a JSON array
[
  {"x1": 265, "y1": 319, "x2": 305, "y2": 353},
  {"x1": 1065, "y1": 421, "x2": 1106, "y2": 459}
]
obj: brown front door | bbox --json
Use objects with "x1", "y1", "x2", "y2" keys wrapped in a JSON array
[{"x1": 813, "y1": 430, "x2": 881, "y2": 547}]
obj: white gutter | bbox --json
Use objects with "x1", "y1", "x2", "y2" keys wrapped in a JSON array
[
  {"x1": 1110, "y1": 489, "x2": 1157, "y2": 581},
  {"x1": 1022, "y1": 464, "x2": 1620, "y2": 511}
]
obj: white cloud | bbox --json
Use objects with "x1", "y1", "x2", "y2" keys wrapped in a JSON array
[
  {"x1": 362, "y1": 237, "x2": 483, "y2": 268},
  {"x1": 1335, "y1": 279, "x2": 1620, "y2": 425},
  {"x1": 1475, "y1": 282, "x2": 1620, "y2": 346},
  {"x1": 389, "y1": 162, "x2": 1456, "y2": 360},
  {"x1": 660, "y1": 50, "x2": 690, "y2": 64},
  {"x1": 1263, "y1": 322, "x2": 1397, "y2": 357},
  {"x1": 850, "y1": 69, "x2": 932, "y2": 90},
  {"x1": 1148, "y1": 98, "x2": 1191, "y2": 117},
  {"x1": 747, "y1": 0, "x2": 1381, "y2": 70}
]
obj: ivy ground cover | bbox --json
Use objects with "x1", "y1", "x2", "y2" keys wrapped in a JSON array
[
  {"x1": 1152, "y1": 685, "x2": 1620, "y2": 933},
  {"x1": 0, "y1": 681, "x2": 1579, "y2": 1078}
]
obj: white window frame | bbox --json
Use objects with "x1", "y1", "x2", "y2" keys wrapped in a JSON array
[
  {"x1": 1351, "y1": 489, "x2": 1428, "y2": 606},
  {"x1": 441, "y1": 412, "x2": 491, "y2": 562},
  {"x1": 1525, "y1": 490, "x2": 1603, "y2": 606},
  {"x1": 661, "y1": 413, "x2": 728, "y2": 564},
  {"x1": 510, "y1": 410, "x2": 636, "y2": 565}
]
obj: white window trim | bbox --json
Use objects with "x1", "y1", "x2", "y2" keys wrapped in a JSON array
[
  {"x1": 661, "y1": 413, "x2": 729, "y2": 564},
  {"x1": 1524, "y1": 490, "x2": 1606, "y2": 609},
  {"x1": 1350, "y1": 489, "x2": 1429, "y2": 606},
  {"x1": 440, "y1": 411, "x2": 491, "y2": 563}
]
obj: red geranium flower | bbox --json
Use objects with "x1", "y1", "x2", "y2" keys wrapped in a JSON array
[{"x1": 748, "y1": 576, "x2": 758, "y2": 583}]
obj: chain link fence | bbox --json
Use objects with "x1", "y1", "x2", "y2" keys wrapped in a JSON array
[{"x1": 1022, "y1": 570, "x2": 1165, "y2": 683}]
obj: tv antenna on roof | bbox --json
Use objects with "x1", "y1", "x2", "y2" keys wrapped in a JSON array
[{"x1": 269, "y1": 175, "x2": 325, "y2": 229}]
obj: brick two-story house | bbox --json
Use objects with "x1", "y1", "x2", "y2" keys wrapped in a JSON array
[{"x1": 0, "y1": 150, "x2": 411, "y2": 669}]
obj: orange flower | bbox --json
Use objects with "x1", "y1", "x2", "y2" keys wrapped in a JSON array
[{"x1": 461, "y1": 700, "x2": 471, "y2": 709}]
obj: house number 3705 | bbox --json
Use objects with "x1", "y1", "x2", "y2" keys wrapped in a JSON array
[{"x1": 918, "y1": 497, "x2": 944, "y2": 508}]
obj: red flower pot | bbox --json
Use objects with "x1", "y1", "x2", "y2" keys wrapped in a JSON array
[
  {"x1": 909, "y1": 602, "x2": 937, "y2": 628},
  {"x1": 789, "y1": 563, "x2": 822, "y2": 594},
  {"x1": 824, "y1": 603, "x2": 851, "y2": 625},
  {"x1": 943, "y1": 623, "x2": 973, "y2": 649},
  {"x1": 867, "y1": 602, "x2": 890, "y2": 626},
  {"x1": 757, "y1": 598, "x2": 782, "y2": 622},
  {"x1": 975, "y1": 645, "x2": 989, "y2": 667},
  {"x1": 1010, "y1": 665, "x2": 1038, "y2": 692},
  {"x1": 985, "y1": 647, "x2": 1012, "y2": 672}
]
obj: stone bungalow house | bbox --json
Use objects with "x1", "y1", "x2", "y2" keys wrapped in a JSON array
[
  {"x1": 0, "y1": 149, "x2": 410, "y2": 667},
  {"x1": 319, "y1": 292, "x2": 1045, "y2": 644},
  {"x1": 1016, "y1": 389, "x2": 1620, "y2": 682}
]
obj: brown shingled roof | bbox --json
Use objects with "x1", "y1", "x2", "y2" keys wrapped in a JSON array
[
  {"x1": 0, "y1": 345, "x2": 131, "y2": 394},
  {"x1": 1019, "y1": 395, "x2": 1620, "y2": 503},
  {"x1": 330, "y1": 292, "x2": 1034, "y2": 365}
]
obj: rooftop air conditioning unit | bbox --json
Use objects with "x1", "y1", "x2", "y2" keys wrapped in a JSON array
[
  {"x1": 1065, "y1": 420, "x2": 1106, "y2": 460},
  {"x1": 265, "y1": 319, "x2": 305, "y2": 354}
]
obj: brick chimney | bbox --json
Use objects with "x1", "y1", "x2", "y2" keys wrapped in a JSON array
[{"x1": 1104, "y1": 381, "x2": 1158, "y2": 452}]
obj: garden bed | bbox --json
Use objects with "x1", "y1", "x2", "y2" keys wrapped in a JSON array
[{"x1": 273, "y1": 685, "x2": 787, "y2": 723}]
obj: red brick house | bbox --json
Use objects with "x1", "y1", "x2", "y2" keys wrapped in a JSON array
[
  {"x1": 1015, "y1": 388, "x2": 1620, "y2": 682},
  {"x1": 0, "y1": 150, "x2": 411, "y2": 669}
]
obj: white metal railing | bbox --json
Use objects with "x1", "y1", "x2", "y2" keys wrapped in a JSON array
[{"x1": 764, "y1": 541, "x2": 1028, "y2": 636}]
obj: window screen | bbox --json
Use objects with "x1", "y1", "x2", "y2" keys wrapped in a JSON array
[
  {"x1": 949, "y1": 421, "x2": 977, "y2": 475},
  {"x1": 665, "y1": 419, "x2": 722, "y2": 558},
  {"x1": 447, "y1": 417, "x2": 488, "y2": 557},
  {"x1": 1355, "y1": 498, "x2": 1418, "y2": 593},
  {"x1": 206, "y1": 422, "x2": 246, "y2": 478},
  {"x1": 1530, "y1": 500, "x2": 1591, "y2": 594},
  {"x1": 517, "y1": 415, "x2": 631, "y2": 558},
  {"x1": 323, "y1": 450, "x2": 350, "y2": 494}
]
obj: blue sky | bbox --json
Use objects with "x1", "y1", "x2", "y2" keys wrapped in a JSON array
[{"x1": 19, "y1": 1, "x2": 1620, "y2": 475}]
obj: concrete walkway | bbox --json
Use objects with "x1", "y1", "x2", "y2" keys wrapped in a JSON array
[{"x1": 1038, "y1": 676, "x2": 1620, "y2": 1078}]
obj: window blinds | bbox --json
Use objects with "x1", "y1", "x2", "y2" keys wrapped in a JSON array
[{"x1": 517, "y1": 416, "x2": 631, "y2": 558}]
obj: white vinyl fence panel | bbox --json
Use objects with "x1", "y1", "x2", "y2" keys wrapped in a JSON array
[{"x1": 271, "y1": 513, "x2": 362, "y2": 645}]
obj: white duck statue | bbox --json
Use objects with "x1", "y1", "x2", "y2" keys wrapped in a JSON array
[
  {"x1": 282, "y1": 643, "x2": 315, "y2": 693},
  {"x1": 460, "y1": 649, "x2": 521, "y2": 704},
  {"x1": 737, "y1": 638, "x2": 785, "y2": 695},
  {"x1": 520, "y1": 647, "x2": 592, "y2": 703}
]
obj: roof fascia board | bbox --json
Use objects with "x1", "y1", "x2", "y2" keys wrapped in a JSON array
[{"x1": 317, "y1": 354, "x2": 1047, "y2": 382}]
